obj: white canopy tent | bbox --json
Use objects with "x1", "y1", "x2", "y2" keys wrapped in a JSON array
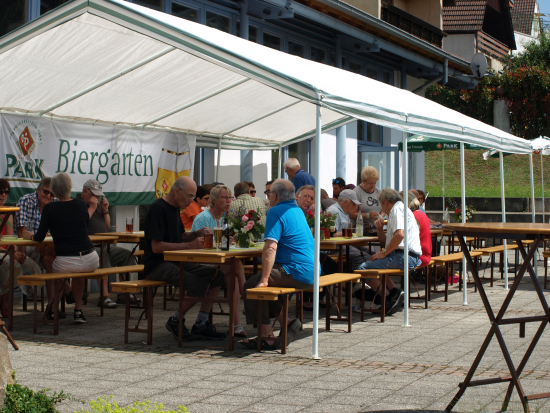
[{"x1": 0, "y1": 0, "x2": 535, "y2": 357}]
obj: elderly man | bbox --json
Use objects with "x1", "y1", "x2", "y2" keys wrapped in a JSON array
[
  {"x1": 356, "y1": 187, "x2": 422, "y2": 316},
  {"x1": 230, "y1": 182, "x2": 267, "y2": 227},
  {"x1": 241, "y1": 179, "x2": 316, "y2": 350},
  {"x1": 284, "y1": 158, "x2": 315, "y2": 193},
  {"x1": 332, "y1": 177, "x2": 346, "y2": 201},
  {"x1": 144, "y1": 176, "x2": 227, "y2": 341},
  {"x1": 326, "y1": 190, "x2": 372, "y2": 267},
  {"x1": 295, "y1": 184, "x2": 315, "y2": 210},
  {"x1": 77, "y1": 179, "x2": 138, "y2": 309}
]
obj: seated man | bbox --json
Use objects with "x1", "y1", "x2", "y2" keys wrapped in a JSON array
[
  {"x1": 144, "y1": 176, "x2": 227, "y2": 341},
  {"x1": 332, "y1": 177, "x2": 345, "y2": 201},
  {"x1": 326, "y1": 189, "x2": 372, "y2": 268},
  {"x1": 355, "y1": 187, "x2": 422, "y2": 316},
  {"x1": 77, "y1": 179, "x2": 138, "y2": 308},
  {"x1": 244, "y1": 181, "x2": 257, "y2": 197},
  {"x1": 230, "y1": 182, "x2": 267, "y2": 227},
  {"x1": 241, "y1": 179, "x2": 316, "y2": 350}
]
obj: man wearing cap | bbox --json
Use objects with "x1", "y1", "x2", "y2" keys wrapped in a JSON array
[
  {"x1": 332, "y1": 177, "x2": 346, "y2": 201},
  {"x1": 77, "y1": 179, "x2": 136, "y2": 309},
  {"x1": 326, "y1": 189, "x2": 372, "y2": 267}
]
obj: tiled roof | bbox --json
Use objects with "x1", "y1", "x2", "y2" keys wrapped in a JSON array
[
  {"x1": 443, "y1": 0, "x2": 486, "y2": 32},
  {"x1": 511, "y1": 0, "x2": 536, "y2": 35}
]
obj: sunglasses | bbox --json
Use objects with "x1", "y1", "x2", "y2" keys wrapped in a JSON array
[
  {"x1": 42, "y1": 189, "x2": 55, "y2": 197},
  {"x1": 0, "y1": 190, "x2": 9, "y2": 195},
  {"x1": 250, "y1": 190, "x2": 256, "y2": 194},
  {"x1": 264, "y1": 190, "x2": 270, "y2": 195},
  {"x1": 332, "y1": 179, "x2": 344, "y2": 185}
]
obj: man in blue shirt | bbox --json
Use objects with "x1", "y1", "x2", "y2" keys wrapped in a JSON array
[
  {"x1": 284, "y1": 158, "x2": 315, "y2": 193},
  {"x1": 241, "y1": 179, "x2": 316, "y2": 350}
]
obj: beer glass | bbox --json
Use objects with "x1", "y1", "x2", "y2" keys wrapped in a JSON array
[
  {"x1": 213, "y1": 226, "x2": 223, "y2": 251},
  {"x1": 126, "y1": 218, "x2": 133, "y2": 233},
  {"x1": 204, "y1": 228, "x2": 213, "y2": 249},
  {"x1": 343, "y1": 222, "x2": 353, "y2": 239}
]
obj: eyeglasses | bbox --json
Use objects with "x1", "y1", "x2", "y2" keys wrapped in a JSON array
[
  {"x1": 42, "y1": 189, "x2": 55, "y2": 197},
  {"x1": 300, "y1": 194, "x2": 314, "y2": 200},
  {"x1": 178, "y1": 188, "x2": 195, "y2": 200},
  {"x1": 0, "y1": 190, "x2": 9, "y2": 195},
  {"x1": 264, "y1": 190, "x2": 270, "y2": 195},
  {"x1": 250, "y1": 190, "x2": 256, "y2": 194}
]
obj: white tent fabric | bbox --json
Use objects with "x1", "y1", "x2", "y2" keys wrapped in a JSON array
[{"x1": 0, "y1": 0, "x2": 534, "y2": 153}]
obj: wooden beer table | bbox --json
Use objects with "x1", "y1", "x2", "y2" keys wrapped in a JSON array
[
  {"x1": 164, "y1": 247, "x2": 263, "y2": 350},
  {"x1": 0, "y1": 235, "x2": 118, "y2": 331},
  {"x1": 95, "y1": 231, "x2": 144, "y2": 265},
  {"x1": 0, "y1": 207, "x2": 19, "y2": 235},
  {"x1": 320, "y1": 236, "x2": 380, "y2": 273},
  {"x1": 444, "y1": 223, "x2": 550, "y2": 413}
]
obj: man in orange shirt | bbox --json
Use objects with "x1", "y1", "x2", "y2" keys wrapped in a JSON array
[{"x1": 180, "y1": 185, "x2": 211, "y2": 230}]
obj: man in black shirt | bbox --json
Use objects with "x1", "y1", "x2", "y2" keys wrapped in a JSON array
[{"x1": 144, "y1": 176, "x2": 226, "y2": 341}]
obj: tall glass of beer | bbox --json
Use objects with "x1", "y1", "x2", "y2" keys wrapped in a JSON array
[
  {"x1": 204, "y1": 228, "x2": 213, "y2": 249},
  {"x1": 343, "y1": 222, "x2": 353, "y2": 239},
  {"x1": 213, "y1": 226, "x2": 223, "y2": 251}
]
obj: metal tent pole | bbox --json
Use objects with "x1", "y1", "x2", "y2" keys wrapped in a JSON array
[
  {"x1": 530, "y1": 153, "x2": 538, "y2": 277},
  {"x1": 542, "y1": 152, "x2": 545, "y2": 223},
  {"x1": 442, "y1": 150, "x2": 445, "y2": 216},
  {"x1": 312, "y1": 103, "x2": 322, "y2": 359},
  {"x1": 500, "y1": 152, "x2": 508, "y2": 290},
  {"x1": 215, "y1": 137, "x2": 222, "y2": 182},
  {"x1": 460, "y1": 143, "x2": 467, "y2": 305},
  {"x1": 402, "y1": 132, "x2": 410, "y2": 327}
]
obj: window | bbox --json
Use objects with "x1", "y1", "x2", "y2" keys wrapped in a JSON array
[
  {"x1": 236, "y1": 22, "x2": 258, "y2": 42},
  {"x1": 0, "y1": 0, "x2": 26, "y2": 37},
  {"x1": 206, "y1": 11, "x2": 230, "y2": 32},
  {"x1": 172, "y1": 3, "x2": 198, "y2": 22},
  {"x1": 41, "y1": 0, "x2": 69, "y2": 15},
  {"x1": 288, "y1": 41, "x2": 305, "y2": 57},
  {"x1": 133, "y1": 0, "x2": 161, "y2": 10},
  {"x1": 263, "y1": 32, "x2": 281, "y2": 50},
  {"x1": 349, "y1": 61, "x2": 361, "y2": 74},
  {"x1": 381, "y1": 70, "x2": 391, "y2": 84},
  {"x1": 310, "y1": 46, "x2": 325, "y2": 63},
  {"x1": 366, "y1": 67, "x2": 378, "y2": 80}
]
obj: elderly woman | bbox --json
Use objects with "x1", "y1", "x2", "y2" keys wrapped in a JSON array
[
  {"x1": 400, "y1": 190, "x2": 432, "y2": 267},
  {"x1": 352, "y1": 166, "x2": 383, "y2": 235},
  {"x1": 191, "y1": 185, "x2": 248, "y2": 337},
  {"x1": 24, "y1": 172, "x2": 99, "y2": 324},
  {"x1": 0, "y1": 179, "x2": 42, "y2": 317}
]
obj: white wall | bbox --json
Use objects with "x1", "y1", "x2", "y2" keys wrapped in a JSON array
[
  {"x1": 443, "y1": 34, "x2": 476, "y2": 62},
  {"x1": 311, "y1": 129, "x2": 336, "y2": 195},
  {"x1": 514, "y1": 32, "x2": 539, "y2": 55}
]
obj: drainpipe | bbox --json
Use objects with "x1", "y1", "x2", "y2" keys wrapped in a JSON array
[{"x1": 412, "y1": 58, "x2": 448, "y2": 95}]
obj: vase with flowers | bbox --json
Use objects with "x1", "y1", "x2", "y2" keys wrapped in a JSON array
[
  {"x1": 302, "y1": 205, "x2": 337, "y2": 239},
  {"x1": 448, "y1": 200, "x2": 476, "y2": 222},
  {"x1": 226, "y1": 207, "x2": 265, "y2": 248}
]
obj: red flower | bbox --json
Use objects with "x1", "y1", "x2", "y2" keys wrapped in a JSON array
[
  {"x1": 307, "y1": 211, "x2": 314, "y2": 217},
  {"x1": 248, "y1": 210, "x2": 255, "y2": 215}
]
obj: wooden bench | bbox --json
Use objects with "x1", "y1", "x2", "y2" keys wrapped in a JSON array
[
  {"x1": 18, "y1": 265, "x2": 143, "y2": 335},
  {"x1": 133, "y1": 250, "x2": 144, "y2": 257},
  {"x1": 245, "y1": 273, "x2": 360, "y2": 354},
  {"x1": 432, "y1": 251, "x2": 483, "y2": 300},
  {"x1": 111, "y1": 279, "x2": 168, "y2": 345},
  {"x1": 353, "y1": 268, "x2": 403, "y2": 323},
  {"x1": 243, "y1": 264, "x2": 262, "y2": 274},
  {"x1": 473, "y1": 244, "x2": 519, "y2": 286}
]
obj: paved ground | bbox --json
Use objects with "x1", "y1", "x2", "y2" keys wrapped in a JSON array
[{"x1": 7, "y1": 255, "x2": 550, "y2": 413}]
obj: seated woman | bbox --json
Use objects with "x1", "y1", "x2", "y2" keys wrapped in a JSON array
[
  {"x1": 0, "y1": 179, "x2": 42, "y2": 317},
  {"x1": 180, "y1": 185, "x2": 211, "y2": 231},
  {"x1": 24, "y1": 172, "x2": 99, "y2": 323},
  {"x1": 192, "y1": 185, "x2": 248, "y2": 338},
  {"x1": 403, "y1": 191, "x2": 432, "y2": 267}
]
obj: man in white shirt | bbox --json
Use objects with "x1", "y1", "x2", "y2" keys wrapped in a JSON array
[{"x1": 356, "y1": 187, "x2": 422, "y2": 315}]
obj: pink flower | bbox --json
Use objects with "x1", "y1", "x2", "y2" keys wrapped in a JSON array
[
  {"x1": 326, "y1": 212, "x2": 333, "y2": 217},
  {"x1": 241, "y1": 215, "x2": 249, "y2": 222},
  {"x1": 246, "y1": 221, "x2": 254, "y2": 229}
]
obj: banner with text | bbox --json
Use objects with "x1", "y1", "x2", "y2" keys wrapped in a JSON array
[{"x1": 0, "y1": 114, "x2": 196, "y2": 206}]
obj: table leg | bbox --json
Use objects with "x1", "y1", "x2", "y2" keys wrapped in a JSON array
[
  {"x1": 178, "y1": 262, "x2": 185, "y2": 348},
  {"x1": 7, "y1": 246, "x2": 14, "y2": 332},
  {"x1": 338, "y1": 246, "x2": 343, "y2": 273},
  {"x1": 228, "y1": 258, "x2": 235, "y2": 351},
  {"x1": 33, "y1": 286, "x2": 37, "y2": 334}
]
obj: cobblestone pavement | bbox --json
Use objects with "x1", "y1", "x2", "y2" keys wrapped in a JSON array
[{"x1": 7, "y1": 257, "x2": 550, "y2": 412}]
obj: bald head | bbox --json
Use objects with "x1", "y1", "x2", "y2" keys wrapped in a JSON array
[{"x1": 171, "y1": 176, "x2": 197, "y2": 194}]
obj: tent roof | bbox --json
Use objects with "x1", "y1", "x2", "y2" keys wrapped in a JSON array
[{"x1": 0, "y1": 0, "x2": 533, "y2": 153}]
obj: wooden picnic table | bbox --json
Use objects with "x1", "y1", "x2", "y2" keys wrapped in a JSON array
[
  {"x1": 95, "y1": 231, "x2": 144, "y2": 265},
  {"x1": 0, "y1": 235, "x2": 118, "y2": 331},
  {"x1": 164, "y1": 247, "x2": 263, "y2": 350},
  {"x1": 0, "y1": 207, "x2": 19, "y2": 235},
  {"x1": 443, "y1": 223, "x2": 550, "y2": 413}
]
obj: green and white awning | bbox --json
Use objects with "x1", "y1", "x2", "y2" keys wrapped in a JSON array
[{"x1": 0, "y1": 0, "x2": 533, "y2": 153}]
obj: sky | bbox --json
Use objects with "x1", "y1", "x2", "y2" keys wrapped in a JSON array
[{"x1": 539, "y1": 0, "x2": 550, "y2": 26}]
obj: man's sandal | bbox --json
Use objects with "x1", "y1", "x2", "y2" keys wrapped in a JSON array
[{"x1": 238, "y1": 338, "x2": 277, "y2": 351}]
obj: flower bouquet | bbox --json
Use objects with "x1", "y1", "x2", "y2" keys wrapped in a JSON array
[
  {"x1": 226, "y1": 207, "x2": 265, "y2": 248},
  {"x1": 302, "y1": 205, "x2": 337, "y2": 239},
  {"x1": 448, "y1": 200, "x2": 476, "y2": 222}
]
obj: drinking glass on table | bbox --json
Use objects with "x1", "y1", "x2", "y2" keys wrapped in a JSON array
[
  {"x1": 343, "y1": 222, "x2": 353, "y2": 239},
  {"x1": 126, "y1": 218, "x2": 133, "y2": 233},
  {"x1": 204, "y1": 228, "x2": 213, "y2": 249},
  {"x1": 213, "y1": 226, "x2": 223, "y2": 251}
]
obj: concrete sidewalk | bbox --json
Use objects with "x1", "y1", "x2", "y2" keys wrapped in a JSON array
[{"x1": 8, "y1": 258, "x2": 550, "y2": 412}]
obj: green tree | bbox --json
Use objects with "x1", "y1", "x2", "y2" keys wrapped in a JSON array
[{"x1": 501, "y1": 30, "x2": 550, "y2": 71}]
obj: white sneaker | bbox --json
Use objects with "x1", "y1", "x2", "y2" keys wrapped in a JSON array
[{"x1": 97, "y1": 296, "x2": 117, "y2": 309}]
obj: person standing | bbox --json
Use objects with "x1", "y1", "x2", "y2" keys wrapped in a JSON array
[
  {"x1": 283, "y1": 158, "x2": 315, "y2": 193},
  {"x1": 352, "y1": 166, "x2": 383, "y2": 236},
  {"x1": 332, "y1": 177, "x2": 346, "y2": 201}
]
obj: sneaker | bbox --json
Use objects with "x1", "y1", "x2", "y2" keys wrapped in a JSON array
[
  {"x1": 74, "y1": 310, "x2": 86, "y2": 324},
  {"x1": 116, "y1": 294, "x2": 141, "y2": 305},
  {"x1": 97, "y1": 297, "x2": 117, "y2": 309},
  {"x1": 44, "y1": 306, "x2": 66, "y2": 324},
  {"x1": 191, "y1": 321, "x2": 227, "y2": 341},
  {"x1": 386, "y1": 290, "x2": 405, "y2": 316},
  {"x1": 165, "y1": 317, "x2": 194, "y2": 342}
]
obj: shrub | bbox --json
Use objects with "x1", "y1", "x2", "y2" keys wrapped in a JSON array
[
  {"x1": 75, "y1": 396, "x2": 188, "y2": 413},
  {"x1": 0, "y1": 381, "x2": 72, "y2": 413}
]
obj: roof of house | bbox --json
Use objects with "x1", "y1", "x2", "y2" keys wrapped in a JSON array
[
  {"x1": 443, "y1": 0, "x2": 486, "y2": 32},
  {"x1": 511, "y1": 0, "x2": 536, "y2": 35}
]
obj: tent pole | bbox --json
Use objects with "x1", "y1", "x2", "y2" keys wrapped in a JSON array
[
  {"x1": 442, "y1": 150, "x2": 445, "y2": 217},
  {"x1": 542, "y1": 152, "x2": 545, "y2": 224},
  {"x1": 460, "y1": 143, "x2": 467, "y2": 306},
  {"x1": 500, "y1": 152, "x2": 508, "y2": 290},
  {"x1": 215, "y1": 137, "x2": 222, "y2": 182},
  {"x1": 312, "y1": 103, "x2": 322, "y2": 359},
  {"x1": 530, "y1": 153, "x2": 538, "y2": 277},
  {"x1": 402, "y1": 132, "x2": 410, "y2": 327}
]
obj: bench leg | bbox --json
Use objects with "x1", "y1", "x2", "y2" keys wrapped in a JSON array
[
  {"x1": 490, "y1": 252, "x2": 494, "y2": 287},
  {"x1": 53, "y1": 285, "x2": 59, "y2": 335},
  {"x1": 147, "y1": 287, "x2": 153, "y2": 345},
  {"x1": 23, "y1": 293, "x2": 27, "y2": 312},
  {"x1": 33, "y1": 286, "x2": 38, "y2": 334},
  {"x1": 256, "y1": 300, "x2": 262, "y2": 352},
  {"x1": 325, "y1": 286, "x2": 330, "y2": 331},
  {"x1": 444, "y1": 263, "x2": 449, "y2": 302},
  {"x1": 281, "y1": 295, "x2": 288, "y2": 354},
  {"x1": 380, "y1": 275, "x2": 386, "y2": 323},
  {"x1": 545, "y1": 258, "x2": 548, "y2": 289},
  {"x1": 424, "y1": 267, "x2": 428, "y2": 309},
  {"x1": 347, "y1": 280, "x2": 352, "y2": 333},
  {"x1": 360, "y1": 280, "x2": 365, "y2": 322},
  {"x1": 124, "y1": 293, "x2": 130, "y2": 344},
  {"x1": 163, "y1": 285, "x2": 167, "y2": 310}
]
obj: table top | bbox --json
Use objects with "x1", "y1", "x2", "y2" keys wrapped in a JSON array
[
  {"x1": 165, "y1": 247, "x2": 263, "y2": 263},
  {"x1": 0, "y1": 207, "x2": 19, "y2": 213},
  {"x1": 95, "y1": 232, "x2": 144, "y2": 242},
  {"x1": 443, "y1": 223, "x2": 550, "y2": 235},
  {"x1": 0, "y1": 234, "x2": 118, "y2": 247}
]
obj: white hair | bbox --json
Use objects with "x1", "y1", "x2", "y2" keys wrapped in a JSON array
[
  {"x1": 283, "y1": 158, "x2": 300, "y2": 170},
  {"x1": 51, "y1": 172, "x2": 72, "y2": 198}
]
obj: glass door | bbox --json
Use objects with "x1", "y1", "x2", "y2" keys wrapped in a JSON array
[{"x1": 357, "y1": 147, "x2": 399, "y2": 190}]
